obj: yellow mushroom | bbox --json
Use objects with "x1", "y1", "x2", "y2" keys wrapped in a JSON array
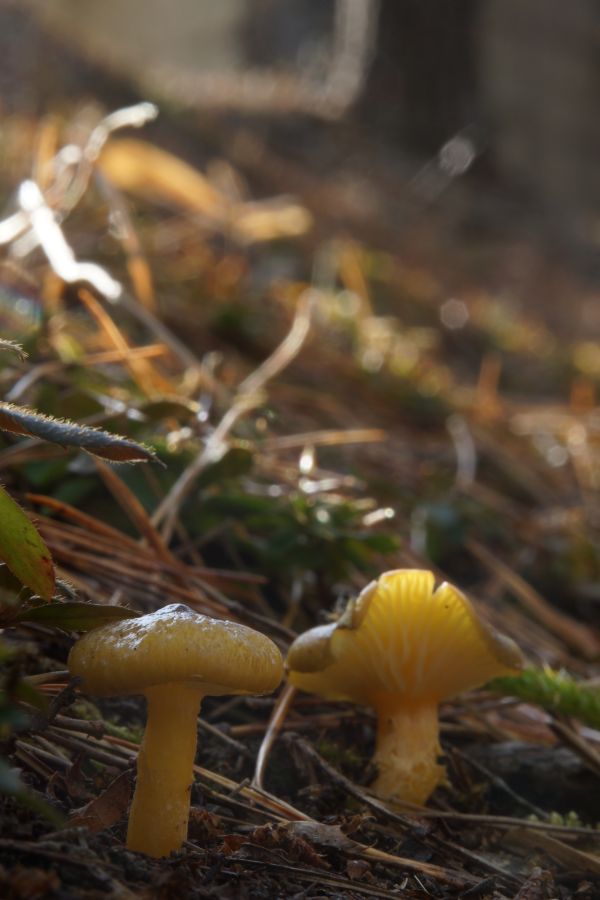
[
  {"x1": 286, "y1": 569, "x2": 524, "y2": 806},
  {"x1": 69, "y1": 604, "x2": 283, "y2": 857}
]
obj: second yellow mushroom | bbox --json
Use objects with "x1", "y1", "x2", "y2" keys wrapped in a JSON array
[{"x1": 286, "y1": 569, "x2": 524, "y2": 805}]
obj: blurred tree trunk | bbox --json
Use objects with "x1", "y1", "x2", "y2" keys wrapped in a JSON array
[{"x1": 357, "y1": 0, "x2": 480, "y2": 152}]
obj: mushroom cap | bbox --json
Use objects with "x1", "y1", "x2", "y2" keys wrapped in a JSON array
[
  {"x1": 69, "y1": 603, "x2": 283, "y2": 698},
  {"x1": 287, "y1": 569, "x2": 523, "y2": 705}
]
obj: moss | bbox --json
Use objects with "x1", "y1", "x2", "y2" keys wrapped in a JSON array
[{"x1": 489, "y1": 667, "x2": 600, "y2": 730}]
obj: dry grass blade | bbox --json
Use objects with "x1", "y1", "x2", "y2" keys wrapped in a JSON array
[
  {"x1": 237, "y1": 289, "x2": 313, "y2": 397},
  {"x1": 78, "y1": 288, "x2": 171, "y2": 395},
  {"x1": 35, "y1": 512, "x2": 263, "y2": 598},
  {"x1": 286, "y1": 734, "x2": 413, "y2": 828},
  {"x1": 505, "y1": 829, "x2": 600, "y2": 876},
  {"x1": 359, "y1": 846, "x2": 476, "y2": 888},
  {"x1": 261, "y1": 427, "x2": 387, "y2": 451},
  {"x1": 117, "y1": 289, "x2": 224, "y2": 396},
  {"x1": 252, "y1": 683, "x2": 297, "y2": 790},
  {"x1": 93, "y1": 459, "x2": 176, "y2": 565},
  {"x1": 550, "y1": 719, "x2": 600, "y2": 778},
  {"x1": 467, "y1": 538, "x2": 600, "y2": 659},
  {"x1": 40, "y1": 543, "x2": 229, "y2": 616},
  {"x1": 94, "y1": 168, "x2": 158, "y2": 312},
  {"x1": 32, "y1": 115, "x2": 60, "y2": 191},
  {"x1": 225, "y1": 859, "x2": 402, "y2": 899},
  {"x1": 23, "y1": 670, "x2": 69, "y2": 686},
  {"x1": 98, "y1": 138, "x2": 227, "y2": 222},
  {"x1": 27, "y1": 494, "x2": 152, "y2": 547},
  {"x1": 394, "y1": 807, "x2": 600, "y2": 838},
  {"x1": 151, "y1": 397, "x2": 252, "y2": 539}
]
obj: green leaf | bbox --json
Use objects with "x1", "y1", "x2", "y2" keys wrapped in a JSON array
[
  {"x1": 0, "y1": 485, "x2": 55, "y2": 599},
  {"x1": 15, "y1": 601, "x2": 138, "y2": 632}
]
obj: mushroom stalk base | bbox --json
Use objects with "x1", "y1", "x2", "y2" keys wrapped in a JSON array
[
  {"x1": 127, "y1": 683, "x2": 203, "y2": 857},
  {"x1": 371, "y1": 699, "x2": 445, "y2": 806}
]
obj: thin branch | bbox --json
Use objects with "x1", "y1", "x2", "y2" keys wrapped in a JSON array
[
  {"x1": 252, "y1": 683, "x2": 297, "y2": 790},
  {"x1": 151, "y1": 291, "x2": 314, "y2": 536},
  {"x1": 17, "y1": 180, "x2": 121, "y2": 300}
]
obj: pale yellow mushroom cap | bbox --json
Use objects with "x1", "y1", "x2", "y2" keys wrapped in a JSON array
[
  {"x1": 69, "y1": 603, "x2": 283, "y2": 698},
  {"x1": 287, "y1": 569, "x2": 523, "y2": 705}
]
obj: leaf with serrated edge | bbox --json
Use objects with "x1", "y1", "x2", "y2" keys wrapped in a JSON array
[
  {"x1": 0, "y1": 402, "x2": 159, "y2": 464},
  {"x1": 0, "y1": 339, "x2": 26, "y2": 359},
  {"x1": 0, "y1": 485, "x2": 54, "y2": 599},
  {"x1": 16, "y1": 602, "x2": 138, "y2": 632}
]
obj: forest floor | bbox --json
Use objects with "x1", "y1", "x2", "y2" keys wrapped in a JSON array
[{"x1": 1, "y1": 12, "x2": 600, "y2": 899}]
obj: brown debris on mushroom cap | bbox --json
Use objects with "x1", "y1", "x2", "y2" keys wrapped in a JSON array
[
  {"x1": 287, "y1": 569, "x2": 524, "y2": 705},
  {"x1": 69, "y1": 603, "x2": 283, "y2": 698}
]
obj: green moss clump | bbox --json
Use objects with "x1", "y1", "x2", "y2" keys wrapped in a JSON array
[{"x1": 489, "y1": 667, "x2": 600, "y2": 730}]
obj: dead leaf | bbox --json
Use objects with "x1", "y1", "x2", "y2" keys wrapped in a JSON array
[
  {"x1": 187, "y1": 808, "x2": 222, "y2": 844},
  {"x1": 220, "y1": 823, "x2": 329, "y2": 870},
  {"x1": 70, "y1": 771, "x2": 132, "y2": 834},
  {"x1": 63, "y1": 753, "x2": 89, "y2": 802},
  {"x1": 98, "y1": 139, "x2": 311, "y2": 243},
  {"x1": 98, "y1": 139, "x2": 226, "y2": 221},
  {"x1": 220, "y1": 834, "x2": 245, "y2": 855},
  {"x1": 513, "y1": 866, "x2": 556, "y2": 900},
  {"x1": 346, "y1": 859, "x2": 371, "y2": 881},
  {"x1": 286, "y1": 820, "x2": 357, "y2": 852}
]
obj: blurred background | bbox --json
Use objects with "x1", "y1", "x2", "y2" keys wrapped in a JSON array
[{"x1": 3, "y1": 0, "x2": 600, "y2": 341}]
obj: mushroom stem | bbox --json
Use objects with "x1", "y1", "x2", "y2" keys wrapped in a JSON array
[
  {"x1": 127, "y1": 682, "x2": 203, "y2": 857},
  {"x1": 371, "y1": 697, "x2": 445, "y2": 805}
]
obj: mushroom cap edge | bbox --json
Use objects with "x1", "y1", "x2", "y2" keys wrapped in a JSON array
[{"x1": 286, "y1": 569, "x2": 524, "y2": 704}]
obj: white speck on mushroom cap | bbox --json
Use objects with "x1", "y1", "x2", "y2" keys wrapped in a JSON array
[{"x1": 69, "y1": 603, "x2": 283, "y2": 698}]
